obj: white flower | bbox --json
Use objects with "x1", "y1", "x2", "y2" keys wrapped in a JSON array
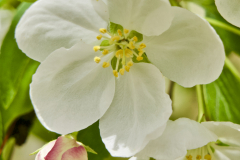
[
  {"x1": 35, "y1": 135, "x2": 87, "y2": 160},
  {"x1": 132, "y1": 118, "x2": 240, "y2": 160},
  {"x1": 215, "y1": 0, "x2": 240, "y2": 28},
  {"x1": 15, "y1": 0, "x2": 225, "y2": 157},
  {"x1": 0, "y1": 8, "x2": 14, "y2": 49}
]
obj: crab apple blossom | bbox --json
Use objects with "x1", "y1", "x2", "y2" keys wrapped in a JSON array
[{"x1": 15, "y1": 0, "x2": 225, "y2": 157}]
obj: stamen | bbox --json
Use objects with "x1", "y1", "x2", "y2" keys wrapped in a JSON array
[
  {"x1": 99, "y1": 28, "x2": 107, "y2": 34},
  {"x1": 137, "y1": 56, "x2": 143, "y2": 61},
  {"x1": 204, "y1": 154, "x2": 211, "y2": 160},
  {"x1": 111, "y1": 36, "x2": 120, "y2": 41},
  {"x1": 94, "y1": 57, "x2": 101, "y2": 63},
  {"x1": 115, "y1": 49, "x2": 123, "y2": 58},
  {"x1": 102, "y1": 62, "x2": 110, "y2": 68},
  {"x1": 93, "y1": 46, "x2": 101, "y2": 52},
  {"x1": 113, "y1": 70, "x2": 118, "y2": 77},
  {"x1": 102, "y1": 49, "x2": 109, "y2": 55},
  {"x1": 196, "y1": 155, "x2": 201, "y2": 160},
  {"x1": 125, "y1": 66, "x2": 130, "y2": 72},
  {"x1": 128, "y1": 41, "x2": 135, "y2": 49},
  {"x1": 186, "y1": 155, "x2": 192, "y2": 160},
  {"x1": 133, "y1": 36, "x2": 138, "y2": 42},
  {"x1": 119, "y1": 68, "x2": 125, "y2": 75},
  {"x1": 118, "y1": 29, "x2": 123, "y2": 37},
  {"x1": 138, "y1": 50, "x2": 144, "y2": 56},
  {"x1": 125, "y1": 49, "x2": 133, "y2": 58},
  {"x1": 124, "y1": 29, "x2": 129, "y2": 34},
  {"x1": 139, "y1": 43, "x2": 146, "y2": 49},
  {"x1": 127, "y1": 61, "x2": 133, "y2": 67},
  {"x1": 96, "y1": 35, "x2": 102, "y2": 40}
]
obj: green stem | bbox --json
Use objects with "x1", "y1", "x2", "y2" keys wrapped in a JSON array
[
  {"x1": 70, "y1": 132, "x2": 78, "y2": 140},
  {"x1": 196, "y1": 85, "x2": 205, "y2": 123},
  {"x1": 225, "y1": 57, "x2": 240, "y2": 80},
  {"x1": 206, "y1": 17, "x2": 240, "y2": 36}
]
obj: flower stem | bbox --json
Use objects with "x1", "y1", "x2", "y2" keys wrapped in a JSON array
[
  {"x1": 70, "y1": 132, "x2": 78, "y2": 140},
  {"x1": 225, "y1": 58, "x2": 240, "y2": 80},
  {"x1": 205, "y1": 17, "x2": 240, "y2": 36},
  {"x1": 196, "y1": 85, "x2": 205, "y2": 123}
]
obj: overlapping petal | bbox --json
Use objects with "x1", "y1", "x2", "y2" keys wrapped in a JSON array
[
  {"x1": 135, "y1": 118, "x2": 218, "y2": 160},
  {"x1": 105, "y1": 0, "x2": 173, "y2": 36},
  {"x1": 31, "y1": 42, "x2": 115, "y2": 134},
  {"x1": 36, "y1": 140, "x2": 56, "y2": 160},
  {"x1": 144, "y1": 7, "x2": 225, "y2": 87},
  {"x1": 213, "y1": 145, "x2": 240, "y2": 160},
  {"x1": 16, "y1": 0, "x2": 108, "y2": 62},
  {"x1": 61, "y1": 146, "x2": 87, "y2": 160},
  {"x1": 99, "y1": 63, "x2": 172, "y2": 157},
  {"x1": 215, "y1": 0, "x2": 240, "y2": 27},
  {"x1": 202, "y1": 122, "x2": 240, "y2": 147},
  {"x1": 45, "y1": 136, "x2": 79, "y2": 160}
]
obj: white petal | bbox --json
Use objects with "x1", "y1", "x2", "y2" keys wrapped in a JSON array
[
  {"x1": 215, "y1": 0, "x2": 240, "y2": 27},
  {"x1": 16, "y1": 0, "x2": 108, "y2": 62},
  {"x1": 144, "y1": 7, "x2": 225, "y2": 88},
  {"x1": 100, "y1": 63, "x2": 172, "y2": 157},
  {"x1": 31, "y1": 42, "x2": 115, "y2": 134},
  {"x1": 213, "y1": 145, "x2": 240, "y2": 160},
  {"x1": 136, "y1": 118, "x2": 218, "y2": 160},
  {"x1": 105, "y1": 0, "x2": 173, "y2": 36},
  {"x1": 0, "y1": 9, "x2": 14, "y2": 47},
  {"x1": 202, "y1": 122, "x2": 240, "y2": 147}
]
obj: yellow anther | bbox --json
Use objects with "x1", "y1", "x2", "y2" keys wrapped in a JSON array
[
  {"x1": 93, "y1": 46, "x2": 101, "y2": 52},
  {"x1": 186, "y1": 155, "x2": 192, "y2": 160},
  {"x1": 204, "y1": 154, "x2": 211, "y2": 160},
  {"x1": 139, "y1": 43, "x2": 146, "y2": 49},
  {"x1": 119, "y1": 68, "x2": 125, "y2": 75},
  {"x1": 96, "y1": 34, "x2": 102, "y2": 40},
  {"x1": 137, "y1": 56, "x2": 143, "y2": 61},
  {"x1": 102, "y1": 62, "x2": 110, "y2": 68},
  {"x1": 138, "y1": 50, "x2": 144, "y2": 56},
  {"x1": 102, "y1": 49, "x2": 109, "y2": 55},
  {"x1": 124, "y1": 29, "x2": 129, "y2": 34},
  {"x1": 128, "y1": 41, "x2": 135, "y2": 49},
  {"x1": 125, "y1": 49, "x2": 133, "y2": 58},
  {"x1": 111, "y1": 36, "x2": 120, "y2": 41},
  {"x1": 133, "y1": 36, "x2": 138, "y2": 42},
  {"x1": 127, "y1": 61, "x2": 133, "y2": 67},
  {"x1": 125, "y1": 66, "x2": 130, "y2": 72},
  {"x1": 138, "y1": 48, "x2": 143, "y2": 51},
  {"x1": 113, "y1": 70, "x2": 118, "y2": 77},
  {"x1": 196, "y1": 155, "x2": 202, "y2": 160},
  {"x1": 94, "y1": 57, "x2": 101, "y2": 63},
  {"x1": 118, "y1": 29, "x2": 123, "y2": 36},
  {"x1": 99, "y1": 28, "x2": 107, "y2": 34},
  {"x1": 115, "y1": 49, "x2": 123, "y2": 58}
]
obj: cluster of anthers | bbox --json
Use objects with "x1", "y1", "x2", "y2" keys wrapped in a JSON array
[
  {"x1": 185, "y1": 143, "x2": 214, "y2": 160},
  {"x1": 93, "y1": 27, "x2": 147, "y2": 77}
]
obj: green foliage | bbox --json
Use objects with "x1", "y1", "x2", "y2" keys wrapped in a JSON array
[
  {"x1": 0, "y1": 3, "x2": 38, "y2": 133},
  {"x1": 203, "y1": 60, "x2": 240, "y2": 124},
  {"x1": 1, "y1": 138, "x2": 15, "y2": 160},
  {"x1": 77, "y1": 121, "x2": 110, "y2": 160},
  {"x1": 0, "y1": 111, "x2": 2, "y2": 146},
  {"x1": 188, "y1": 0, "x2": 240, "y2": 56}
]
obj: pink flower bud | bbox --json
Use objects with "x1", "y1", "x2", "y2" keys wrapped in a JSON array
[{"x1": 35, "y1": 135, "x2": 87, "y2": 160}]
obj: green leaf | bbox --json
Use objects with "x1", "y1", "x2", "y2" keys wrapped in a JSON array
[
  {"x1": 0, "y1": 2, "x2": 34, "y2": 110},
  {"x1": 1, "y1": 137, "x2": 15, "y2": 160},
  {"x1": 18, "y1": 0, "x2": 36, "y2": 2},
  {"x1": 188, "y1": 0, "x2": 240, "y2": 56},
  {"x1": 203, "y1": 59, "x2": 240, "y2": 124},
  {"x1": 0, "y1": 3, "x2": 40, "y2": 132},
  {"x1": 0, "y1": 110, "x2": 3, "y2": 146},
  {"x1": 77, "y1": 121, "x2": 110, "y2": 160}
]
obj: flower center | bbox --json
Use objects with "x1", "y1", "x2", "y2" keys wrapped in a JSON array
[
  {"x1": 185, "y1": 143, "x2": 215, "y2": 160},
  {"x1": 93, "y1": 27, "x2": 147, "y2": 77}
]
